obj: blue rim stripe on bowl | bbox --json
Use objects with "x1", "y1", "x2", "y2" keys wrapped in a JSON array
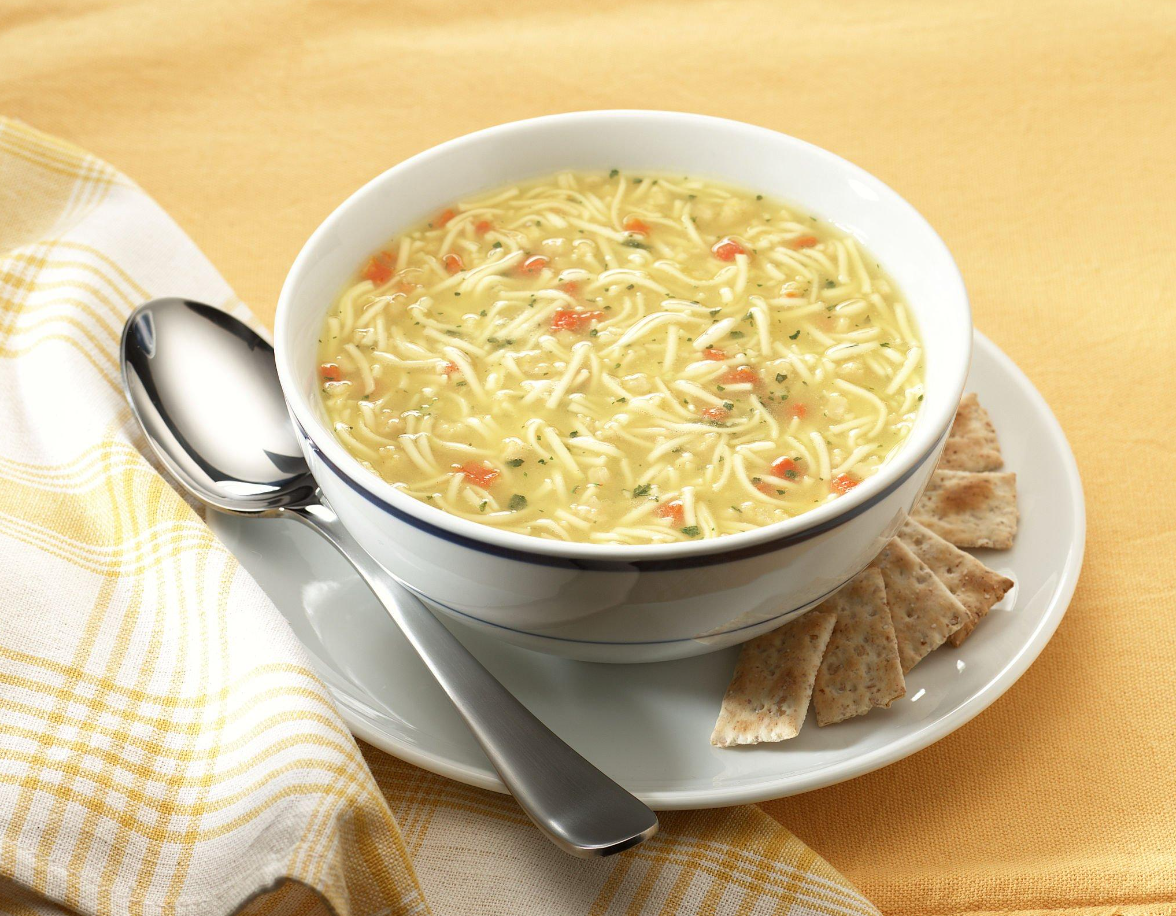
[{"x1": 300, "y1": 417, "x2": 945, "y2": 572}]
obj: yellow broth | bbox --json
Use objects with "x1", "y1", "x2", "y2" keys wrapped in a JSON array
[{"x1": 317, "y1": 171, "x2": 923, "y2": 544}]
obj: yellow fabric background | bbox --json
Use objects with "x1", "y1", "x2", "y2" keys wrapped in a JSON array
[{"x1": 1, "y1": 1, "x2": 1172, "y2": 913}]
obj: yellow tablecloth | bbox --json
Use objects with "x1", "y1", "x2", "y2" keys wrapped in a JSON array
[{"x1": 1, "y1": 1, "x2": 1173, "y2": 913}]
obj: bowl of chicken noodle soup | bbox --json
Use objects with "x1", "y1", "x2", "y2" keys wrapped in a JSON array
[{"x1": 275, "y1": 111, "x2": 970, "y2": 662}]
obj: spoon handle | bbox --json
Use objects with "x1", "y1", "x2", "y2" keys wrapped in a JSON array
[{"x1": 284, "y1": 501, "x2": 659, "y2": 857}]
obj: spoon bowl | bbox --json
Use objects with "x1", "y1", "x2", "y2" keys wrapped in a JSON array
[{"x1": 121, "y1": 299, "x2": 317, "y2": 513}]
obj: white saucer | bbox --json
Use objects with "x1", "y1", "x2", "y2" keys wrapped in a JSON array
[{"x1": 210, "y1": 332, "x2": 1084, "y2": 810}]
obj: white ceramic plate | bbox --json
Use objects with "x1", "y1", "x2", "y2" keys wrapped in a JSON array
[{"x1": 211, "y1": 332, "x2": 1083, "y2": 810}]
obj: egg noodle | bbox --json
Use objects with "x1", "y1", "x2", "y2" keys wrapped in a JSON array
[{"x1": 317, "y1": 171, "x2": 923, "y2": 544}]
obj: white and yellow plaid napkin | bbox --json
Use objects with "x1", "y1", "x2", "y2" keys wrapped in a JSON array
[{"x1": 0, "y1": 117, "x2": 879, "y2": 916}]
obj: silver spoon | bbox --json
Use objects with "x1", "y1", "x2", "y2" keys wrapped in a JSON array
[{"x1": 120, "y1": 297, "x2": 658, "y2": 857}]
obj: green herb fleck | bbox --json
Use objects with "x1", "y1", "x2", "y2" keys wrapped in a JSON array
[
  {"x1": 681, "y1": 525, "x2": 701, "y2": 538},
  {"x1": 775, "y1": 373, "x2": 788, "y2": 383},
  {"x1": 633, "y1": 483, "x2": 652, "y2": 498},
  {"x1": 507, "y1": 458, "x2": 524, "y2": 468},
  {"x1": 508, "y1": 495, "x2": 528, "y2": 511},
  {"x1": 609, "y1": 168, "x2": 619, "y2": 178},
  {"x1": 789, "y1": 330, "x2": 801, "y2": 340},
  {"x1": 621, "y1": 239, "x2": 648, "y2": 249}
]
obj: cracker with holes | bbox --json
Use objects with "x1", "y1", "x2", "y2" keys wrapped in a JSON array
[
  {"x1": 912, "y1": 469, "x2": 1018, "y2": 549},
  {"x1": 812, "y1": 568, "x2": 905, "y2": 726},
  {"x1": 710, "y1": 609, "x2": 837, "y2": 747},
  {"x1": 872, "y1": 537, "x2": 968, "y2": 672},
  {"x1": 939, "y1": 393, "x2": 1003, "y2": 471},
  {"x1": 899, "y1": 518, "x2": 1015, "y2": 646}
]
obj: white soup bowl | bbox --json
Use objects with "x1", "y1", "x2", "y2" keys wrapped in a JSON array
[{"x1": 274, "y1": 111, "x2": 970, "y2": 663}]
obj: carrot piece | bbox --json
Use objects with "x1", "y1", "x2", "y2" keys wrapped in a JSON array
[
  {"x1": 832, "y1": 473, "x2": 859, "y2": 495},
  {"x1": 702, "y1": 348, "x2": 727, "y2": 361},
  {"x1": 441, "y1": 361, "x2": 460, "y2": 375},
  {"x1": 474, "y1": 220, "x2": 493, "y2": 235},
  {"x1": 701, "y1": 405, "x2": 730, "y2": 423},
  {"x1": 319, "y1": 362, "x2": 342, "y2": 382},
  {"x1": 362, "y1": 251, "x2": 395, "y2": 285},
  {"x1": 457, "y1": 462, "x2": 500, "y2": 488},
  {"x1": 656, "y1": 500, "x2": 685, "y2": 526},
  {"x1": 772, "y1": 458, "x2": 798, "y2": 478},
  {"x1": 623, "y1": 216, "x2": 650, "y2": 235},
  {"x1": 721, "y1": 366, "x2": 759, "y2": 385},
  {"x1": 397, "y1": 280, "x2": 418, "y2": 294},
  {"x1": 519, "y1": 254, "x2": 549, "y2": 276},
  {"x1": 755, "y1": 480, "x2": 779, "y2": 496},
  {"x1": 550, "y1": 309, "x2": 604, "y2": 332},
  {"x1": 771, "y1": 457, "x2": 802, "y2": 480},
  {"x1": 443, "y1": 253, "x2": 464, "y2": 274},
  {"x1": 711, "y1": 237, "x2": 747, "y2": 261},
  {"x1": 436, "y1": 208, "x2": 456, "y2": 227},
  {"x1": 559, "y1": 280, "x2": 579, "y2": 296},
  {"x1": 790, "y1": 235, "x2": 819, "y2": 249}
]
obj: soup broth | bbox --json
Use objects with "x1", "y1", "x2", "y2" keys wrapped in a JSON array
[{"x1": 317, "y1": 171, "x2": 923, "y2": 545}]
